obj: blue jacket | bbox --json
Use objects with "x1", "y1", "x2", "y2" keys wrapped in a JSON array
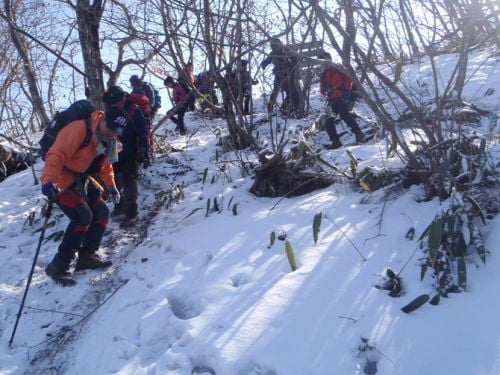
[{"x1": 118, "y1": 102, "x2": 149, "y2": 161}]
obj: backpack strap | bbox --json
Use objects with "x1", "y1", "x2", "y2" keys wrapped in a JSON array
[
  {"x1": 79, "y1": 117, "x2": 93, "y2": 149},
  {"x1": 127, "y1": 104, "x2": 138, "y2": 131}
]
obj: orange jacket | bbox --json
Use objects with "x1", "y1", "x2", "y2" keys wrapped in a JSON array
[
  {"x1": 41, "y1": 111, "x2": 116, "y2": 191},
  {"x1": 320, "y1": 66, "x2": 353, "y2": 100}
]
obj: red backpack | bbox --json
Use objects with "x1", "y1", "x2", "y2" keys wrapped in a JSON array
[{"x1": 127, "y1": 93, "x2": 151, "y2": 117}]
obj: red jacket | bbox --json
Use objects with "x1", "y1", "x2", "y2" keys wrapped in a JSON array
[
  {"x1": 320, "y1": 66, "x2": 353, "y2": 100},
  {"x1": 172, "y1": 83, "x2": 187, "y2": 105},
  {"x1": 41, "y1": 111, "x2": 116, "y2": 191}
]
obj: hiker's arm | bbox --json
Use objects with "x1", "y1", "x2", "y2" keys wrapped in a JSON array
[
  {"x1": 99, "y1": 158, "x2": 116, "y2": 189},
  {"x1": 41, "y1": 121, "x2": 87, "y2": 185}
]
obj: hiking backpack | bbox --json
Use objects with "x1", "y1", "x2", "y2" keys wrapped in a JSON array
[
  {"x1": 141, "y1": 83, "x2": 155, "y2": 109},
  {"x1": 128, "y1": 93, "x2": 151, "y2": 117},
  {"x1": 153, "y1": 88, "x2": 162, "y2": 110},
  {"x1": 39, "y1": 100, "x2": 97, "y2": 161},
  {"x1": 178, "y1": 80, "x2": 196, "y2": 111}
]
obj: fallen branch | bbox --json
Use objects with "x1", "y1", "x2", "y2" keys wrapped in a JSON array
[{"x1": 324, "y1": 214, "x2": 367, "y2": 261}]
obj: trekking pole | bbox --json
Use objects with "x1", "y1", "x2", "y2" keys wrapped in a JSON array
[{"x1": 9, "y1": 201, "x2": 54, "y2": 347}]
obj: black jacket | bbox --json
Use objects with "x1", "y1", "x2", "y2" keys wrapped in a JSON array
[{"x1": 118, "y1": 102, "x2": 149, "y2": 161}]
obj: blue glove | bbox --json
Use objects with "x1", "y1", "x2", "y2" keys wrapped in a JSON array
[
  {"x1": 107, "y1": 187, "x2": 121, "y2": 204},
  {"x1": 41, "y1": 183, "x2": 58, "y2": 201}
]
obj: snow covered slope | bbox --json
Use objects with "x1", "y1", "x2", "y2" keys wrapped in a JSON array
[{"x1": 0, "y1": 48, "x2": 499, "y2": 375}]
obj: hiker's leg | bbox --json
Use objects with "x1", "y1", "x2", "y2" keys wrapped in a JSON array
[
  {"x1": 112, "y1": 161, "x2": 125, "y2": 215},
  {"x1": 80, "y1": 182, "x2": 109, "y2": 254},
  {"x1": 332, "y1": 99, "x2": 364, "y2": 141},
  {"x1": 177, "y1": 107, "x2": 186, "y2": 133},
  {"x1": 75, "y1": 182, "x2": 112, "y2": 270},
  {"x1": 268, "y1": 78, "x2": 280, "y2": 112},
  {"x1": 122, "y1": 158, "x2": 139, "y2": 220},
  {"x1": 53, "y1": 189, "x2": 93, "y2": 270}
]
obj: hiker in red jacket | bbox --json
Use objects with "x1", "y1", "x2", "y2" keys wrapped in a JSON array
[
  {"x1": 164, "y1": 76, "x2": 188, "y2": 135},
  {"x1": 40, "y1": 107, "x2": 128, "y2": 286},
  {"x1": 319, "y1": 52, "x2": 365, "y2": 149}
]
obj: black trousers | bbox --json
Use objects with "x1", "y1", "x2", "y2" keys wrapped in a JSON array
[
  {"x1": 53, "y1": 181, "x2": 109, "y2": 270},
  {"x1": 170, "y1": 107, "x2": 186, "y2": 133},
  {"x1": 325, "y1": 98, "x2": 361, "y2": 141},
  {"x1": 113, "y1": 158, "x2": 139, "y2": 219}
]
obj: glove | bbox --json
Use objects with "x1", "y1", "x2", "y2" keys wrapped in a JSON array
[
  {"x1": 41, "y1": 183, "x2": 58, "y2": 201},
  {"x1": 107, "y1": 187, "x2": 121, "y2": 204}
]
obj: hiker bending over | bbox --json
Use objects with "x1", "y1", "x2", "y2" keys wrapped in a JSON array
[
  {"x1": 40, "y1": 107, "x2": 128, "y2": 286},
  {"x1": 319, "y1": 52, "x2": 365, "y2": 149},
  {"x1": 103, "y1": 86, "x2": 150, "y2": 228},
  {"x1": 164, "y1": 76, "x2": 188, "y2": 135}
]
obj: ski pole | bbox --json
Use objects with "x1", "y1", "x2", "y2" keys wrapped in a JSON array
[{"x1": 9, "y1": 201, "x2": 54, "y2": 347}]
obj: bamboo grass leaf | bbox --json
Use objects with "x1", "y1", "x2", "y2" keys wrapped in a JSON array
[
  {"x1": 285, "y1": 240, "x2": 297, "y2": 271},
  {"x1": 313, "y1": 213, "x2": 322, "y2": 244},
  {"x1": 401, "y1": 294, "x2": 430, "y2": 314}
]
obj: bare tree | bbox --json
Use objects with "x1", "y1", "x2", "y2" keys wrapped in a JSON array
[{"x1": 2, "y1": 0, "x2": 49, "y2": 126}]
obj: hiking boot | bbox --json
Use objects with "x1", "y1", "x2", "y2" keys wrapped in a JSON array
[
  {"x1": 325, "y1": 139, "x2": 343, "y2": 150},
  {"x1": 45, "y1": 262, "x2": 76, "y2": 286},
  {"x1": 120, "y1": 215, "x2": 138, "y2": 229},
  {"x1": 75, "y1": 253, "x2": 112, "y2": 271},
  {"x1": 111, "y1": 204, "x2": 125, "y2": 217},
  {"x1": 354, "y1": 131, "x2": 365, "y2": 143}
]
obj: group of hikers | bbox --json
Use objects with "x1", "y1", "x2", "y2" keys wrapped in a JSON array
[{"x1": 39, "y1": 39, "x2": 366, "y2": 286}]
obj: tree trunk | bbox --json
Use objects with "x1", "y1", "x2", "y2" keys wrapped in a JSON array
[
  {"x1": 342, "y1": 0, "x2": 356, "y2": 65},
  {"x1": 76, "y1": 0, "x2": 104, "y2": 108},
  {"x1": 398, "y1": 0, "x2": 419, "y2": 57},
  {"x1": 454, "y1": 20, "x2": 475, "y2": 101},
  {"x1": 3, "y1": 0, "x2": 49, "y2": 127}
]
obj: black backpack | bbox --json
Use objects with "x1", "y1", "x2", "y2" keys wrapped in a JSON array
[
  {"x1": 179, "y1": 80, "x2": 196, "y2": 111},
  {"x1": 39, "y1": 100, "x2": 97, "y2": 161}
]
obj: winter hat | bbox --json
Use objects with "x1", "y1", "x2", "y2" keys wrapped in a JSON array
[
  {"x1": 318, "y1": 51, "x2": 332, "y2": 61},
  {"x1": 129, "y1": 75, "x2": 141, "y2": 86},
  {"x1": 270, "y1": 38, "x2": 283, "y2": 49},
  {"x1": 105, "y1": 107, "x2": 128, "y2": 134},
  {"x1": 163, "y1": 76, "x2": 174, "y2": 86},
  {"x1": 103, "y1": 85, "x2": 127, "y2": 105}
]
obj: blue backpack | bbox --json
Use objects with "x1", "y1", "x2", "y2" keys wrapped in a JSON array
[{"x1": 153, "y1": 88, "x2": 162, "y2": 109}]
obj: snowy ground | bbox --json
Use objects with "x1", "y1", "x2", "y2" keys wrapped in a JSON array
[{"x1": 0, "y1": 48, "x2": 499, "y2": 375}]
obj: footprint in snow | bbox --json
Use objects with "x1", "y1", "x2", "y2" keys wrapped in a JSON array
[
  {"x1": 168, "y1": 293, "x2": 204, "y2": 320},
  {"x1": 230, "y1": 272, "x2": 252, "y2": 287},
  {"x1": 238, "y1": 360, "x2": 278, "y2": 375},
  {"x1": 192, "y1": 365, "x2": 216, "y2": 375}
]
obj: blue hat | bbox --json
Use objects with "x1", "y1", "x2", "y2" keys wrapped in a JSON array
[{"x1": 129, "y1": 75, "x2": 140, "y2": 85}]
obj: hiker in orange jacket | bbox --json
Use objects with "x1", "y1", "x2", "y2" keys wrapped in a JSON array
[
  {"x1": 40, "y1": 107, "x2": 128, "y2": 286},
  {"x1": 319, "y1": 52, "x2": 365, "y2": 149}
]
